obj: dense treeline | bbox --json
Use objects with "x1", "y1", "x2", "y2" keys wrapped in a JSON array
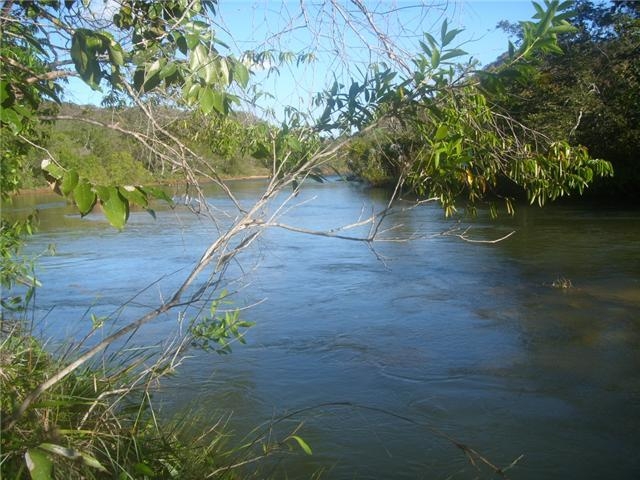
[
  {"x1": 493, "y1": 0, "x2": 639, "y2": 202},
  {"x1": 14, "y1": 1, "x2": 636, "y2": 204},
  {"x1": 347, "y1": 0, "x2": 639, "y2": 204},
  {"x1": 17, "y1": 103, "x2": 273, "y2": 189}
]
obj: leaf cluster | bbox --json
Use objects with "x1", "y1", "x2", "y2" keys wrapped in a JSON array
[
  {"x1": 41, "y1": 158, "x2": 173, "y2": 229},
  {"x1": 329, "y1": 0, "x2": 613, "y2": 215},
  {"x1": 188, "y1": 291, "x2": 254, "y2": 355},
  {"x1": 493, "y1": 0, "x2": 640, "y2": 201}
]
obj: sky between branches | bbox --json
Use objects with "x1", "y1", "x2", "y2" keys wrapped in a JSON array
[{"x1": 64, "y1": 0, "x2": 540, "y2": 121}]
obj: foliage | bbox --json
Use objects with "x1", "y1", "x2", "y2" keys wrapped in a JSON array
[
  {"x1": 1, "y1": 0, "x2": 256, "y2": 229},
  {"x1": 188, "y1": 291, "x2": 254, "y2": 354},
  {"x1": 335, "y1": 1, "x2": 613, "y2": 215},
  {"x1": 0, "y1": 217, "x2": 40, "y2": 316},
  {"x1": 15, "y1": 103, "x2": 271, "y2": 189},
  {"x1": 494, "y1": 0, "x2": 640, "y2": 201},
  {"x1": 41, "y1": 157, "x2": 173, "y2": 229},
  {"x1": 252, "y1": 107, "x2": 326, "y2": 186},
  {"x1": 168, "y1": 109, "x2": 271, "y2": 177},
  {"x1": 0, "y1": 322, "x2": 296, "y2": 479},
  {"x1": 344, "y1": 129, "x2": 411, "y2": 187},
  {"x1": 1, "y1": 329, "x2": 110, "y2": 478}
]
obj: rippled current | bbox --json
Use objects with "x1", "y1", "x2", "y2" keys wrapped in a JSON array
[{"x1": 11, "y1": 179, "x2": 640, "y2": 479}]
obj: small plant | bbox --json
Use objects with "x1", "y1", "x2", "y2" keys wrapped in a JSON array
[{"x1": 188, "y1": 291, "x2": 254, "y2": 354}]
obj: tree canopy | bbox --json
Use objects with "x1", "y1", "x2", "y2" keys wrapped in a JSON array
[
  {"x1": 494, "y1": 0, "x2": 639, "y2": 201},
  {"x1": 1, "y1": 0, "x2": 615, "y2": 222}
]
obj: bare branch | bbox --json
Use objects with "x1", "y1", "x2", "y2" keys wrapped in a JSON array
[
  {"x1": 443, "y1": 226, "x2": 516, "y2": 244},
  {"x1": 349, "y1": 0, "x2": 410, "y2": 73}
]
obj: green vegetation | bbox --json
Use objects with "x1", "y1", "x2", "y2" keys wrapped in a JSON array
[
  {"x1": 494, "y1": 0, "x2": 640, "y2": 201},
  {"x1": 0, "y1": 0, "x2": 634, "y2": 477},
  {"x1": 0, "y1": 322, "x2": 304, "y2": 479},
  {"x1": 18, "y1": 103, "x2": 272, "y2": 191},
  {"x1": 341, "y1": 0, "x2": 631, "y2": 213}
]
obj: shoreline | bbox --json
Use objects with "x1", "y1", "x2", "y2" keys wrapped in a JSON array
[{"x1": 14, "y1": 174, "x2": 272, "y2": 196}]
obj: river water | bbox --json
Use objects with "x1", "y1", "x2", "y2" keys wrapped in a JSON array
[{"x1": 10, "y1": 179, "x2": 640, "y2": 479}]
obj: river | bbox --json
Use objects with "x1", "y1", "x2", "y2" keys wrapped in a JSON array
[{"x1": 10, "y1": 179, "x2": 640, "y2": 479}]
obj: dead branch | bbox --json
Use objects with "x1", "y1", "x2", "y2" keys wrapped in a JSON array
[{"x1": 443, "y1": 226, "x2": 516, "y2": 244}]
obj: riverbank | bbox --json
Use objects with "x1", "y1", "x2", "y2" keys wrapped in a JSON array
[{"x1": 13, "y1": 173, "x2": 272, "y2": 197}]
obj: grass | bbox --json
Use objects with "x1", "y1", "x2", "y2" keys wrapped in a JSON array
[{"x1": 0, "y1": 317, "x2": 307, "y2": 479}]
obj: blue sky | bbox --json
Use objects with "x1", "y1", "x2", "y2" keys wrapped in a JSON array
[{"x1": 64, "y1": 1, "x2": 540, "y2": 119}]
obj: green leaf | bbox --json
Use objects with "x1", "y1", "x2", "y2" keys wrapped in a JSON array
[
  {"x1": 535, "y1": 4, "x2": 554, "y2": 36},
  {"x1": 25, "y1": 449, "x2": 53, "y2": 480},
  {"x1": 439, "y1": 49, "x2": 467, "y2": 62},
  {"x1": 146, "y1": 58, "x2": 163, "y2": 78},
  {"x1": 1, "y1": 106, "x2": 23, "y2": 133},
  {"x1": 199, "y1": 86, "x2": 215, "y2": 114},
  {"x1": 442, "y1": 28, "x2": 464, "y2": 47},
  {"x1": 97, "y1": 186, "x2": 129, "y2": 229},
  {"x1": 218, "y1": 58, "x2": 230, "y2": 85},
  {"x1": 160, "y1": 62, "x2": 178, "y2": 80},
  {"x1": 143, "y1": 73, "x2": 162, "y2": 92},
  {"x1": 424, "y1": 32, "x2": 438, "y2": 50},
  {"x1": 108, "y1": 42, "x2": 125, "y2": 66},
  {"x1": 233, "y1": 61, "x2": 249, "y2": 88},
  {"x1": 41, "y1": 159, "x2": 64, "y2": 180},
  {"x1": 70, "y1": 31, "x2": 88, "y2": 72},
  {"x1": 440, "y1": 19, "x2": 448, "y2": 45},
  {"x1": 190, "y1": 44, "x2": 208, "y2": 71},
  {"x1": 71, "y1": 30, "x2": 103, "y2": 89},
  {"x1": 118, "y1": 186, "x2": 148, "y2": 208},
  {"x1": 290, "y1": 435, "x2": 312, "y2": 455},
  {"x1": 94, "y1": 185, "x2": 111, "y2": 202},
  {"x1": 134, "y1": 462, "x2": 155, "y2": 476},
  {"x1": 143, "y1": 186, "x2": 174, "y2": 205},
  {"x1": 548, "y1": 22, "x2": 576, "y2": 34},
  {"x1": 434, "y1": 124, "x2": 449, "y2": 141},
  {"x1": 60, "y1": 169, "x2": 79, "y2": 196},
  {"x1": 418, "y1": 40, "x2": 432, "y2": 57},
  {"x1": 431, "y1": 49, "x2": 440, "y2": 68},
  {"x1": 37, "y1": 443, "x2": 107, "y2": 472},
  {"x1": 37, "y1": 443, "x2": 79, "y2": 459},
  {"x1": 532, "y1": 1, "x2": 545, "y2": 18},
  {"x1": 73, "y1": 178, "x2": 96, "y2": 216},
  {"x1": 79, "y1": 452, "x2": 108, "y2": 472},
  {"x1": 133, "y1": 67, "x2": 145, "y2": 92},
  {"x1": 185, "y1": 33, "x2": 200, "y2": 50},
  {"x1": 182, "y1": 81, "x2": 201, "y2": 104},
  {"x1": 174, "y1": 32, "x2": 188, "y2": 55},
  {"x1": 0, "y1": 80, "x2": 10, "y2": 104},
  {"x1": 209, "y1": 90, "x2": 225, "y2": 114}
]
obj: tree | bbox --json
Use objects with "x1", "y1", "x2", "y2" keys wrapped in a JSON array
[
  {"x1": 494, "y1": 0, "x2": 639, "y2": 201},
  {"x1": 0, "y1": 0, "x2": 614, "y2": 477}
]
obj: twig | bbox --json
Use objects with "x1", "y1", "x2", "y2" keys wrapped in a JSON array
[{"x1": 444, "y1": 226, "x2": 516, "y2": 244}]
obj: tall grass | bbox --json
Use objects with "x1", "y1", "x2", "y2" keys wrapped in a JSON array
[{"x1": 0, "y1": 315, "x2": 307, "y2": 479}]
